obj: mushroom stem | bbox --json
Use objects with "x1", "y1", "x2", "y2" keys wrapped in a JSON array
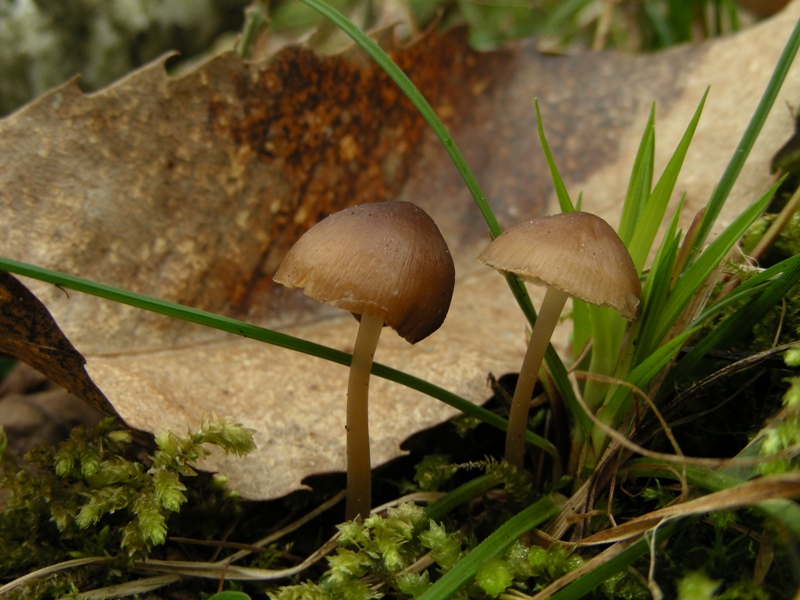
[
  {"x1": 505, "y1": 286, "x2": 570, "y2": 472},
  {"x1": 345, "y1": 312, "x2": 384, "y2": 521}
]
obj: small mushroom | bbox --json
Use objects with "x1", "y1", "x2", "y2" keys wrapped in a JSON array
[
  {"x1": 274, "y1": 201, "x2": 455, "y2": 519},
  {"x1": 478, "y1": 211, "x2": 641, "y2": 472}
]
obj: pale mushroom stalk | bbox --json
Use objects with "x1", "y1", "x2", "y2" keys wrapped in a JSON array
[
  {"x1": 345, "y1": 312, "x2": 384, "y2": 521},
  {"x1": 505, "y1": 286, "x2": 569, "y2": 472},
  {"x1": 479, "y1": 212, "x2": 641, "y2": 476},
  {"x1": 273, "y1": 201, "x2": 455, "y2": 523}
]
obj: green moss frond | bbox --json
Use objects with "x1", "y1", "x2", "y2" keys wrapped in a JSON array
[{"x1": 0, "y1": 412, "x2": 255, "y2": 592}]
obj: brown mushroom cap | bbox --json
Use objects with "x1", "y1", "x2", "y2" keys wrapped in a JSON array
[
  {"x1": 274, "y1": 201, "x2": 456, "y2": 344},
  {"x1": 478, "y1": 211, "x2": 641, "y2": 320}
]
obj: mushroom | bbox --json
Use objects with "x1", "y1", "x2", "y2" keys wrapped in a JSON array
[
  {"x1": 273, "y1": 201, "x2": 455, "y2": 520},
  {"x1": 478, "y1": 211, "x2": 641, "y2": 472}
]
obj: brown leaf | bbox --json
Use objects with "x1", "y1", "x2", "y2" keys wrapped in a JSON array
[
  {"x1": 0, "y1": 272, "x2": 114, "y2": 415},
  {"x1": 0, "y1": 28, "x2": 501, "y2": 353},
  {"x1": 0, "y1": 27, "x2": 528, "y2": 499},
  {"x1": 1, "y1": 5, "x2": 799, "y2": 499}
]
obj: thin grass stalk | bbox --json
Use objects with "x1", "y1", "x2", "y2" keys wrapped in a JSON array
[{"x1": 0, "y1": 256, "x2": 559, "y2": 458}]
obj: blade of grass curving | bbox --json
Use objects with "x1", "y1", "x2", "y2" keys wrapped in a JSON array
[
  {"x1": 723, "y1": 0, "x2": 741, "y2": 32},
  {"x1": 549, "y1": 339, "x2": 594, "y2": 437},
  {"x1": 0, "y1": 257, "x2": 558, "y2": 457},
  {"x1": 694, "y1": 15, "x2": 800, "y2": 249},
  {"x1": 627, "y1": 89, "x2": 707, "y2": 273},
  {"x1": 418, "y1": 493, "x2": 566, "y2": 600},
  {"x1": 654, "y1": 185, "x2": 776, "y2": 345},
  {"x1": 535, "y1": 99, "x2": 574, "y2": 214},
  {"x1": 618, "y1": 103, "x2": 656, "y2": 245},
  {"x1": 623, "y1": 460, "x2": 752, "y2": 490},
  {"x1": 387, "y1": 366, "x2": 559, "y2": 459},
  {"x1": 658, "y1": 254, "x2": 800, "y2": 401}
]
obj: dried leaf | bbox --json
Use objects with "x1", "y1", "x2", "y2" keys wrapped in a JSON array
[
  {"x1": 0, "y1": 27, "x2": 528, "y2": 499},
  {"x1": 576, "y1": 473, "x2": 800, "y2": 545},
  {"x1": 1, "y1": 6, "x2": 799, "y2": 499},
  {"x1": 0, "y1": 272, "x2": 113, "y2": 415}
]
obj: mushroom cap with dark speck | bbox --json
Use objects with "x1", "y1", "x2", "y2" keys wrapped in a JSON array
[
  {"x1": 274, "y1": 201, "x2": 456, "y2": 344},
  {"x1": 478, "y1": 211, "x2": 641, "y2": 319}
]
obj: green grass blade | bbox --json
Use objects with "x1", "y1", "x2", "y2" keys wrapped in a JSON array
[
  {"x1": 582, "y1": 304, "x2": 627, "y2": 408},
  {"x1": 618, "y1": 324, "x2": 696, "y2": 400},
  {"x1": 659, "y1": 253, "x2": 800, "y2": 398},
  {"x1": 631, "y1": 199, "x2": 683, "y2": 362},
  {"x1": 592, "y1": 326, "x2": 697, "y2": 454},
  {"x1": 551, "y1": 344, "x2": 594, "y2": 438},
  {"x1": 655, "y1": 185, "x2": 776, "y2": 345},
  {"x1": 582, "y1": 105, "x2": 657, "y2": 408},
  {"x1": 418, "y1": 493, "x2": 566, "y2": 600},
  {"x1": 618, "y1": 103, "x2": 656, "y2": 245},
  {"x1": 571, "y1": 298, "x2": 591, "y2": 364},
  {"x1": 693, "y1": 254, "x2": 800, "y2": 325},
  {"x1": 644, "y1": 1, "x2": 676, "y2": 48},
  {"x1": 535, "y1": 99, "x2": 574, "y2": 213},
  {"x1": 424, "y1": 473, "x2": 500, "y2": 522},
  {"x1": 627, "y1": 89, "x2": 707, "y2": 272},
  {"x1": 0, "y1": 257, "x2": 559, "y2": 457},
  {"x1": 694, "y1": 16, "x2": 800, "y2": 248},
  {"x1": 385, "y1": 367, "x2": 559, "y2": 458}
]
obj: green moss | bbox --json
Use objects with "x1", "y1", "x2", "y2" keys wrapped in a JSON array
[
  {"x1": 413, "y1": 453, "x2": 458, "y2": 492},
  {"x1": 677, "y1": 571, "x2": 721, "y2": 600},
  {"x1": 475, "y1": 558, "x2": 512, "y2": 597},
  {"x1": 0, "y1": 413, "x2": 255, "y2": 596},
  {"x1": 272, "y1": 503, "x2": 468, "y2": 599}
]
